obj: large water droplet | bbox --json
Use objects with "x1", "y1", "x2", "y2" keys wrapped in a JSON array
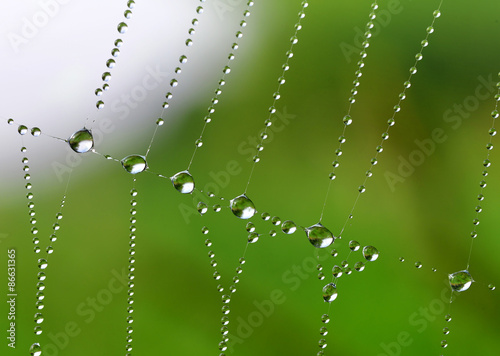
[
  {"x1": 29, "y1": 343, "x2": 42, "y2": 356},
  {"x1": 121, "y1": 155, "x2": 147, "y2": 174},
  {"x1": 305, "y1": 224, "x2": 334, "y2": 248},
  {"x1": 362, "y1": 246, "x2": 379, "y2": 261},
  {"x1": 230, "y1": 194, "x2": 256, "y2": 219},
  {"x1": 322, "y1": 283, "x2": 338, "y2": 302},
  {"x1": 68, "y1": 129, "x2": 94, "y2": 153},
  {"x1": 449, "y1": 270, "x2": 473, "y2": 292},
  {"x1": 171, "y1": 170, "x2": 195, "y2": 194}
]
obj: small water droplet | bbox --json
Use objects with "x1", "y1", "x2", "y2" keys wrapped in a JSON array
[
  {"x1": 319, "y1": 326, "x2": 328, "y2": 336},
  {"x1": 433, "y1": 10, "x2": 441, "y2": 18},
  {"x1": 331, "y1": 249, "x2": 338, "y2": 257},
  {"x1": 31, "y1": 127, "x2": 41, "y2": 137},
  {"x1": 18, "y1": 125, "x2": 28, "y2": 135},
  {"x1": 443, "y1": 327, "x2": 449, "y2": 335},
  {"x1": 230, "y1": 194, "x2": 256, "y2": 219},
  {"x1": 68, "y1": 129, "x2": 94, "y2": 153},
  {"x1": 281, "y1": 220, "x2": 297, "y2": 234},
  {"x1": 261, "y1": 212, "x2": 270, "y2": 220},
  {"x1": 322, "y1": 283, "x2": 338, "y2": 302},
  {"x1": 363, "y1": 246, "x2": 379, "y2": 261},
  {"x1": 306, "y1": 224, "x2": 335, "y2": 248},
  {"x1": 38, "y1": 259, "x2": 48, "y2": 270},
  {"x1": 441, "y1": 340, "x2": 448, "y2": 348},
  {"x1": 197, "y1": 202, "x2": 208, "y2": 215},
  {"x1": 349, "y1": 240, "x2": 360, "y2": 251},
  {"x1": 415, "y1": 261, "x2": 422, "y2": 268},
  {"x1": 171, "y1": 170, "x2": 195, "y2": 194},
  {"x1": 444, "y1": 314, "x2": 452, "y2": 322},
  {"x1": 30, "y1": 343, "x2": 42, "y2": 356},
  {"x1": 354, "y1": 262, "x2": 365, "y2": 272},
  {"x1": 247, "y1": 232, "x2": 259, "y2": 243},
  {"x1": 332, "y1": 265, "x2": 342, "y2": 278},
  {"x1": 118, "y1": 22, "x2": 128, "y2": 33},
  {"x1": 34, "y1": 312, "x2": 44, "y2": 324},
  {"x1": 449, "y1": 270, "x2": 473, "y2": 292},
  {"x1": 121, "y1": 155, "x2": 147, "y2": 174},
  {"x1": 488, "y1": 283, "x2": 496, "y2": 290},
  {"x1": 246, "y1": 222, "x2": 256, "y2": 232}
]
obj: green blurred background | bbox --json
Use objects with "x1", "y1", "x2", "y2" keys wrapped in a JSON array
[{"x1": 1, "y1": 0, "x2": 500, "y2": 355}]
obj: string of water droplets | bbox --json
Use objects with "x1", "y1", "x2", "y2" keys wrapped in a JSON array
[{"x1": 434, "y1": 72, "x2": 500, "y2": 354}]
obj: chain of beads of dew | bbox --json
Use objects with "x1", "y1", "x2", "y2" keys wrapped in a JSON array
[
  {"x1": 186, "y1": 0, "x2": 255, "y2": 171},
  {"x1": 243, "y1": 0, "x2": 309, "y2": 194},
  {"x1": 144, "y1": 0, "x2": 207, "y2": 157},
  {"x1": 318, "y1": 1, "x2": 379, "y2": 222},
  {"x1": 12, "y1": 127, "x2": 71, "y2": 356},
  {"x1": 200, "y1": 228, "x2": 249, "y2": 355},
  {"x1": 92, "y1": 0, "x2": 137, "y2": 116},
  {"x1": 330, "y1": 2, "x2": 444, "y2": 242},
  {"x1": 125, "y1": 181, "x2": 138, "y2": 355},
  {"x1": 435, "y1": 72, "x2": 500, "y2": 354}
]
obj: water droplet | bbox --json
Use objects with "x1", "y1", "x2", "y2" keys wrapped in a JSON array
[
  {"x1": 441, "y1": 340, "x2": 448, "y2": 348},
  {"x1": 415, "y1": 261, "x2": 422, "y2": 268},
  {"x1": 118, "y1": 22, "x2": 128, "y2": 33},
  {"x1": 171, "y1": 171, "x2": 195, "y2": 194},
  {"x1": 445, "y1": 314, "x2": 452, "y2": 322},
  {"x1": 449, "y1": 270, "x2": 473, "y2": 292},
  {"x1": 18, "y1": 125, "x2": 28, "y2": 135},
  {"x1": 331, "y1": 249, "x2": 338, "y2": 257},
  {"x1": 195, "y1": 139, "x2": 203, "y2": 147},
  {"x1": 246, "y1": 222, "x2": 256, "y2": 232},
  {"x1": 30, "y1": 343, "x2": 42, "y2": 356},
  {"x1": 201, "y1": 226, "x2": 209, "y2": 235},
  {"x1": 349, "y1": 240, "x2": 360, "y2": 251},
  {"x1": 68, "y1": 129, "x2": 94, "y2": 153},
  {"x1": 281, "y1": 220, "x2": 297, "y2": 234},
  {"x1": 121, "y1": 155, "x2": 147, "y2": 174},
  {"x1": 38, "y1": 259, "x2": 48, "y2": 270},
  {"x1": 186, "y1": 38, "x2": 193, "y2": 47},
  {"x1": 269, "y1": 230, "x2": 277, "y2": 237},
  {"x1": 343, "y1": 115, "x2": 352, "y2": 125},
  {"x1": 31, "y1": 127, "x2": 41, "y2": 137},
  {"x1": 322, "y1": 283, "x2": 338, "y2": 302},
  {"x1": 271, "y1": 216, "x2": 281, "y2": 225},
  {"x1": 230, "y1": 194, "x2": 256, "y2": 219},
  {"x1": 354, "y1": 262, "x2": 365, "y2": 272},
  {"x1": 213, "y1": 204, "x2": 221, "y2": 212},
  {"x1": 34, "y1": 312, "x2": 44, "y2": 324},
  {"x1": 332, "y1": 265, "x2": 342, "y2": 278},
  {"x1": 248, "y1": 232, "x2": 259, "y2": 243},
  {"x1": 7, "y1": 118, "x2": 14, "y2": 125},
  {"x1": 34, "y1": 326, "x2": 42, "y2": 335},
  {"x1": 443, "y1": 327, "x2": 450, "y2": 335},
  {"x1": 363, "y1": 246, "x2": 379, "y2": 261},
  {"x1": 488, "y1": 283, "x2": 496, "y2": 290},
  {"x1": 306, "y1": 224, "x2": 335, "y2": 248},
  {"x1": 261, "y1": 212, "x2": 270, "y2": 220},
  {"x1": 197, "y1": 202, "x2": 208, "y2": 215},
  {"x1": 433, "y1": 10, "x2": 441, "y2": 18},
  {"x1": 319, "y1": 327, "x2": 328, "y2": 336},
  {"x1": 426, "y1": 26, "x2": 434, "y2": 34}
]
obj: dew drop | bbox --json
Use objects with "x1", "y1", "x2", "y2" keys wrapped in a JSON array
[
  {"x1": 305, "y1": 223, "x2": 335, "y2": 248},
  {"x1": 247, "y1": 232, "x2": 259, "y2": 243},
  {"x1": 488, "y1": 283, "x2": 496, "y2": 290},
  {"x1": 29, "y1": 343, "x2": 42, "y2": 356},
  {"x1": 415, "y1": 261, "x2": 422, "y2": 268},
  {"x1": 197, "y1": 202, "x2": 208, "y2": 215},
  {"x1": 121, "y1": 155, "x2": 147, "y2": 174},
  {"x1": 332, "y1": 265, "x2": 342, "y2": 278},
  {"x1": 441, "y1": 340, "x2": 448, "y2": 348},
  {"x1": 171, "y1": 170, "x2": 195, "y2": 194},
  {"x1": 319, "y1": 327, "x2": 328, "y2": 336},
  {"x1": 321, "y1": 314, "x2": 330, "y2": 323},
  {"x1": 261, "y1": 212, "x2": 270, "y2": 220},
  {"x1": 331, "y1": 249, "x2": 338, "y2": 257},
  {"x1": 449, "y1": 270, "x2": 473, "y2": 292},
  {"x1": 443, "y1": 327, "x2": 450, "y2": 335},
  {"x1": 354, "y1": 262, "x2": 365, "y2": 272},
  {"x1": 118, "y1": 22, "x2": 128, "y2": 33},
  {"x1": 281, "y1": 220, "x2": 297, "y2": 234},
  {"x1": 230, "y1": 194, "x2": 256, "y2": 219},
  {"x1": 68, "y1": 129, "x2": 94, "y2": 153},
  {"x1": 34, "y1": 312, "x2": 44, "y2": 324},
  {"x1": 363, "y1": 245, "x2": 379, "y2": 261},
  {"x1": 18, "y1": 125, "x2": 28, "y2": 135},
  {"x1": 246, "y1": 222, "x2": 256, "y2": 232},
  {"x1": 445, "y1": 314, "x2": 452, "y2": 322},
  {"x1": 38, "y1": 259, "x2": 48, "y2": 270},
  {"x1": 31, "y1": 127, "x2": 41, "y2": 137},
  {"x1": 322, "y1": 283, "x2": 338, "y2": 302},
  {"x1": 349, "y1": 240, "x2": 360, "y2": 251}
]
